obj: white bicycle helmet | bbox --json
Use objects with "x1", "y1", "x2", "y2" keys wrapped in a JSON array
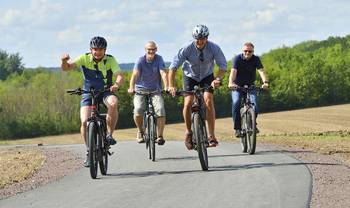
[{"x1": 192, "y1": 25, "x2": 209, "y2": 39}]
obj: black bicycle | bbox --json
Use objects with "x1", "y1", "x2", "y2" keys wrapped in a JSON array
[
  {"x1": 235, "y1": 85, "x2": 263, "y2": 155},
  {"x1": 67, "y1": 87, "x2": 113, "y2": 179},
  {"x1": 177, "y1": 86, "x2": 211, "y2": 171},
  {"x1": 135, "y1": 90, "x2": 160, "y2": 162}
]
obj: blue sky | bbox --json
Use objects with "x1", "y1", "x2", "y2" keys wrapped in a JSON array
[{"x1": 1, "y1": 0, "x2": 349, "y2": 68}]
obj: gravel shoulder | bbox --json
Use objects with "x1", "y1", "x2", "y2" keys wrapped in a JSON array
[{"x1": 1, "y1": 144, "x2": 349, "y2": 208}]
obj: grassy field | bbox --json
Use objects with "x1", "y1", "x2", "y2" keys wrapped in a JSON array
[{"x1": 1, "y1": 104, "x2": 349, "y2": 188}]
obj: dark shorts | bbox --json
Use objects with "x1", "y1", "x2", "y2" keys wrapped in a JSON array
[
  {"x1": 183, "y1": 73, "x2": 214, "y2": 93},
  {"x1": 80, "y1": 92, "x2": 115, "y2": 107}
]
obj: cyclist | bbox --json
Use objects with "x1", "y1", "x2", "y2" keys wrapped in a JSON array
[
  {"x1": 168, "y1": 24, "x2": 227, "y2": 150},
  {"x1": 61, "y1": 36, "x2": 124, "y2": 167},
  {"x1": 228, "y1": 42, "x2": 269, "y2": 138},
  {"x1": 128, "y1": 41, "x2": 168, "y2": 145}
]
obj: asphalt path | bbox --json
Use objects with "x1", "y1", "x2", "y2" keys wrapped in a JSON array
[{"x1": 0, "y1": 141, "x2": 312, "y2": 208}]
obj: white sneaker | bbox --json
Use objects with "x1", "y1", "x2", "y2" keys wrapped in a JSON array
[{"x1": 136, "y1": 132, "x2": 145, "y2": 143}]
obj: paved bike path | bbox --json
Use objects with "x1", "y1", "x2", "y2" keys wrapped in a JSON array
[{"x1": 0, "y1": 141, "x2": 312, "y2": 208}]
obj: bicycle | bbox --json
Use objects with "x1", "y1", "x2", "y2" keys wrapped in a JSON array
[
  {"x1": 67, "y1": 87, "x2": 113, "y2": 179},
  {"x1": 134, "y1": 90, "x2": 161, "y2": 162},
  {"x1": 176, "y1": 85, "x2": 212, "y2": 171},
  {"x1": 234, "y1": 85, "x2": 263, "y2": 155}
]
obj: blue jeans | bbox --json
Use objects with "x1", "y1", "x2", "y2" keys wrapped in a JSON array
[{"x1": 231, "y1": 89, "x2": 258, "y2": 130}]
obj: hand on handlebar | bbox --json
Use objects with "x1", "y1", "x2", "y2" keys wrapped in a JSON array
[
  {"x1": 110, "y1": 83, "x2": 119, "y2": 92},
  {"x1": 211, "y1": 79, "x2": 221, "y2": 89},
  {"x1": 127, "y1": 88, "x2": 135, "y2": 94},
  {"x1": 261, "y1": 82, "x2": 269, "y2": 90},
  {"x1": 168, "y1": 86, "x2": 177, "y2": 97},
  {"x1": 228, "y1": 82, "x2": 238, "y2": 90}
]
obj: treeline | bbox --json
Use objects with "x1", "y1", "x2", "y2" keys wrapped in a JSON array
[{"x1": 1, "y1": 35, "x2": 350, "y2": 139}]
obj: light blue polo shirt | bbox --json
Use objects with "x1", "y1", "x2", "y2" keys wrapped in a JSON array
[
  {"x1": 134, "y1": 54, "x2": 166, "y2": 91},
  {"x1": 169, "y1": 41, "x2": 227, "y2": 81}
]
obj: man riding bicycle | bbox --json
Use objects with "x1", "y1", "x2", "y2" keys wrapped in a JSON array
[
  {"x1": 61, "y1": 36, "x2": 124, "y2": 166},
  {"x1": 228, "y1": 42, "x2": 268, "y2": 138},
  {"x1": 128, "y1": 41, "x2": 168, "y2": 145},
  {"x1": 168, "y1": 24, "x2": 227, "y2": 150}
]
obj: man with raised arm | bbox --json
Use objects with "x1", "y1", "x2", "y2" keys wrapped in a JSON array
[{"x1": 61, "y1": 36, "x2": 123, "y2": 167}]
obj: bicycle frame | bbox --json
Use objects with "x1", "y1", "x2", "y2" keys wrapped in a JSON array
[
  {"x1": 136, "y1": 91, "x2": 159, "y2": 161},
  {"x1": 67, "y1": 87, "x2": 111, "y2": 178},
  {"x1": 235, "y1": 85, "x2": 261, "y2": 154},
  {"x1": 177, "y1": 85, "x2": 210, "y2": 170}
]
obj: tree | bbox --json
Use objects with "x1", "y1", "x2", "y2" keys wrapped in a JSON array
[{"x1": 0, "y1": 50, "x2": 25, "y2": 80}]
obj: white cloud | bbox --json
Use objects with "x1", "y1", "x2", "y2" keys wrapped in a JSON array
[{"x1": 56, "y1": 26, "x2": 84, "y2": 43}]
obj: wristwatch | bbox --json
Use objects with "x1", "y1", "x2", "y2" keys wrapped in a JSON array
[{"x1": 215, "y1": 77, "x2": 222, "y2": 82}]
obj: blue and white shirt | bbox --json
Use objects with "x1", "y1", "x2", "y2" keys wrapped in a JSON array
[{"x1": 169, "y1": 41, "x2": 227, "y2": 81}]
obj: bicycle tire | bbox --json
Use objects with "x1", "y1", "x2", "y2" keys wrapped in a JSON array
[
  {"x1": 98, "y1": 122, "x2": 108, "y2": 175},
  {"x1": 148, "y1": 116, "x2": 156, "y2": 162},
  {"x1": 247, "y1": 108, "x2": 257, "y2": 154},
  {"x1": 193, "y1": 113, "x2": 208, "y2": 171},
  {"x1": 240, "y1": 109, "x2": 248, "y2": 153},
  {"x1": 88, "y1": 122, "x2": 98, "y2": 179}
]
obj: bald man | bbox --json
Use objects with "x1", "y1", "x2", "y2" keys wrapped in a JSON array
[{"x1": 128, "y1": 41, "x2": 168, "y2": 145}]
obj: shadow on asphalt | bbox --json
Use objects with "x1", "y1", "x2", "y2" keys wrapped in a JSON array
[{"x1": 101, "y1": 160, "x2": 340, "y2": 179}]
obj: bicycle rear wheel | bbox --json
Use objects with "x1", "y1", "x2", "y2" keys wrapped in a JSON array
[
  {"x1": 193, "y1": 113, "x2": 208, "y2": 171},
  {"x1": 88, "y1": 122, "x2": 98, "y2": 179},
  {"x1": 246, "y1": 108, "x2": 257, "y2": 154},
  {"x1": 98, "y1": 123, "x2": 108, "y2": 175},
  {"x1": 148, "y1": 116, "x2": 156, "y2": 161},
  {"x1": 240, "y1": 109, "x2": 248, "y2": 153}
]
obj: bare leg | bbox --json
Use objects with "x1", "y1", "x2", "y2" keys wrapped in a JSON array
[
  {"x1": 105, "y1": 95, "x2": 118, "y2": 135},
  {"x1": 134, "y1": 115, "x2": 144, "y2": 132},
  {"x1": 204, "y1": 92, "x2": 215, "y2": 137},
  {"x1": 183, "y1": 95, "x2": 194, "y2": 134},
  {"x1": 80, "y1": 106, "x2": 91, "y2": 148},
  {"x1": 157, "y1": 116, "x2": 165, "y2": 137}
]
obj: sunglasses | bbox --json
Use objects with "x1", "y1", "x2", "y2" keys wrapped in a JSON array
[
  {"x1": 147, "y1": 48, "x2": 157, "y2": 51},
  {"x1": 244, "y1": 50, "x2": 253, "y2": 53}
]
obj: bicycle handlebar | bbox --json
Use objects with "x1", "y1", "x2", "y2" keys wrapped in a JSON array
[
  {"x1": 232, "y1": 85, "x2": 265, "y2": 93},
  {"x1": 66, "y1": 86, "x2": 111, "y2": 96},
  {"x1": 174, "y1": 85, "x2": 213, "y2": 96}
]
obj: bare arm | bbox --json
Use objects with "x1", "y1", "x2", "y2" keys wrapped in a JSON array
[
  {"x1": 168, "y1": 68, "x2": 177, "y2": 96},
  {"x1": 228, "y1": 68, "x2": 238, "y2": 89},
  {"x1": 61, "y1": 53, "x2": 76, "y2": 71},
  {"x1": 110, "y1": 71, "x2": 124, "y2": 92},
  {"x1": 258, "y1": 68, "x2": 269, "y2": 89},
  {"x1": 128, "y1": 69, "x2": 140, "y2": 93},
  {"x1": 160, "y1": 69, "x2": 168, "y2": 90}
]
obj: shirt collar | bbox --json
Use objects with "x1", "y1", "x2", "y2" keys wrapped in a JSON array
[{"x1": 89, "y1": 53, "x2": 107, "y2": 63}]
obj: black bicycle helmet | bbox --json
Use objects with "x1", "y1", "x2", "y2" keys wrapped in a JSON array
[
  {"x1": 192, "y1": 25, "x2": 209, "y2": 39},
  {"x1": 90, "y1": 36, "x2": 107, "y2": 48}
]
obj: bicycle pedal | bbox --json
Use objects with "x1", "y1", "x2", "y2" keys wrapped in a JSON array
[{"x1": 107, "y1": 151, "x2": 114, "y2": 156}]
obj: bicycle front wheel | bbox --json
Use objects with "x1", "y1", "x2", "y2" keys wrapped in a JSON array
[
  {"x1": 240, "y1": 109, "x2": 248, "y2": 153},
  {"x1": 98, "y1": 123, "x2": 108, "y2": 175},
  {"x1": 193, "y1": 113, "x2": 208, "y2": 171},
  {"x1": 246, "y1": 108, "x2": 257, "y2": 154},
  {"x1": 88, "y1": 122, "x2": 98, "y2": 179},
  {"x1": 148, "y1": 115, "x2": 156, "y2": 162}
]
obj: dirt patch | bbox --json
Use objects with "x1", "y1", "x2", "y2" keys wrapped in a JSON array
[{"x1": 0, "y1": 147, "x2": 82, "y2": 200}]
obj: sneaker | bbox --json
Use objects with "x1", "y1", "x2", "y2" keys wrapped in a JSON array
[
  {"x1": 256, "y1": 127, "x2": 260, "y2": 134},
  {"x1": 184, "y1": 132, "x2": 193, "y2": 150},
  {"x1": 235, "y1": 130, "x2": 241, "y2": 138},
  {"x1": 156, "y1": 136, "x2": 165, "y2": 145},
  {"x1": 83, "y1": 150, "x2": 90, "y2": 167},
  {"x1": 106, "y1": 134, "x2": 117, "y2": 145},
  {"x1": 136, "y1": 131, "x2": 145, "y2": 143}
]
